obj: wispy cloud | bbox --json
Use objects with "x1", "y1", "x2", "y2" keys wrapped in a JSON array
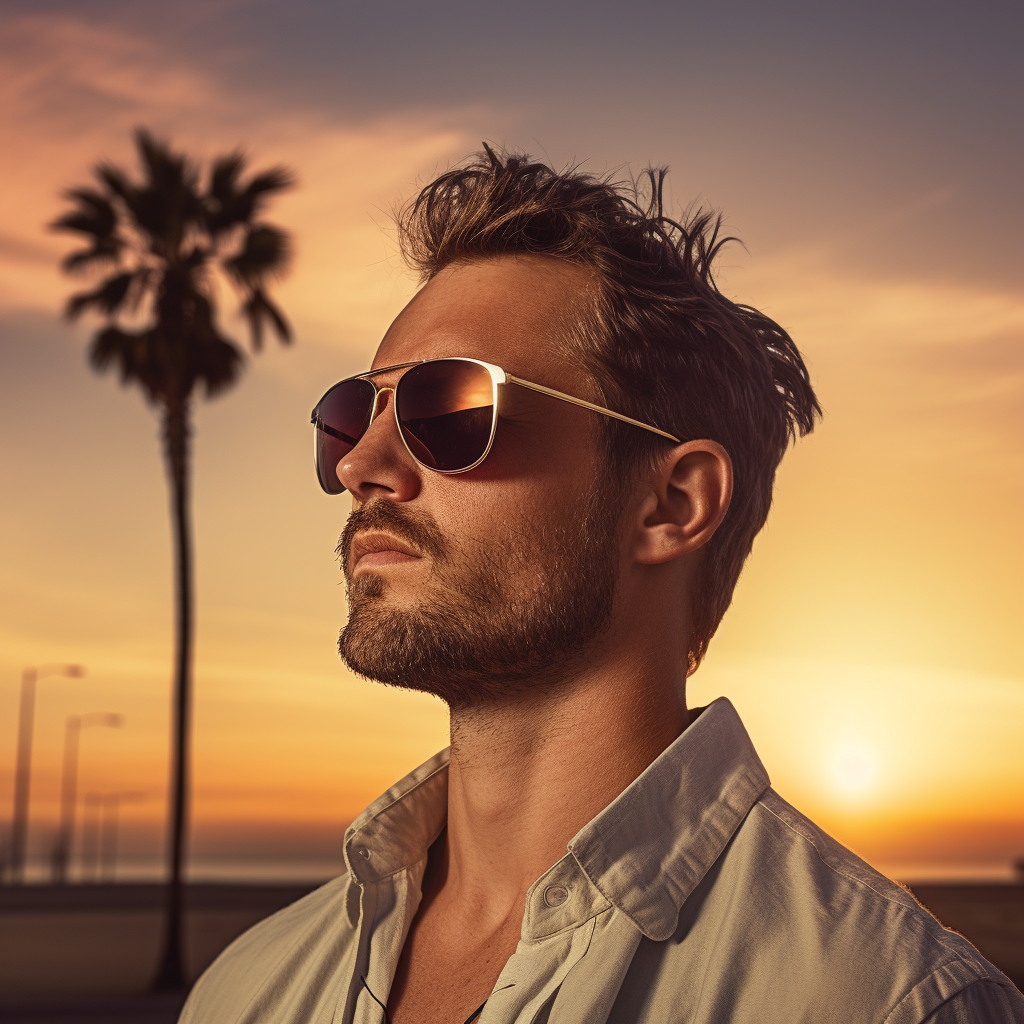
[{"x1": 0, "y1": 11, "x2": 471, "y2": 344}]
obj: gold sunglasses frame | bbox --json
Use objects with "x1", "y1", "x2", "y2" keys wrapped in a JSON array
[{"x1": 311, "y1": 356, "x2": 680, "y2": 489}]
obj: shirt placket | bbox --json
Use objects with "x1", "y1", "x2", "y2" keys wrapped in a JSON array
[
  {"x1": 334, "y1": 872, "x2": 382, "y2": 1024},
  {"x1": 480, "y1": 855, "x2": 611, "y2": 1024},
  {"x1": 336, "y1": 845, "x2": 427, "y2": 1024}
]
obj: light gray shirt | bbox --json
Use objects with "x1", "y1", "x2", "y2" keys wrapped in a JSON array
[{"x1": 180, "y1": 697, "x2": 1023, "y2": 1023}]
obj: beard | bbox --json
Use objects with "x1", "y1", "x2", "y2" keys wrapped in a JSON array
[{"x1": 337, "y1": 486, "x2": 621, "y2": 710}]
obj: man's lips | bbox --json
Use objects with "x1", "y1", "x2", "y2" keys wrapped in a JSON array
[{"x1": 350, "y1": 531, "x2": 422, "y2": 573}]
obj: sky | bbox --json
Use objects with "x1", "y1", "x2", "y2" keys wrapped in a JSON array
[{"x1": 0, "y1": 0, "x2": 1021, "y2": 881}]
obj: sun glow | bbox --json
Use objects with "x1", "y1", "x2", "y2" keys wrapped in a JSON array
[{"x1": 830, "y1": 743, "x2": 878, "y2": 796}]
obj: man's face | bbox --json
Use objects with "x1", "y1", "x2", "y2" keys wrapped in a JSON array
[{"x1": 335, "y1": 256, "x2": 625, "y2": 709}]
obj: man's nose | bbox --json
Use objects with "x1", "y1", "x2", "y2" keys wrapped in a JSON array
[{"x1": 336, "y1": 389, "x2": 421, "y2": 502}]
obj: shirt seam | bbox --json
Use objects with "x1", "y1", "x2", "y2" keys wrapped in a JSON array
[
  {"x1": 757, "y1": 796, "x2": 993, "y2": 982},
  {"x1": 881, "y1": 968, "x2": 1004, "y2": 1024}
]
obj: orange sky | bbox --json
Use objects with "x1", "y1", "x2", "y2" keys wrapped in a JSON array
[{"x1": 0, "y1": 5, "x2": 1020, "y2": 880}]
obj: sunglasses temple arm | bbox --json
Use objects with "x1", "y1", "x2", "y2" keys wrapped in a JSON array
[
  {"x1": 505, "y1": 375, "x2": 681, "y2": 443},
  {"x1": 313, "y1": 417, "x2": 363, "y2": 446}
]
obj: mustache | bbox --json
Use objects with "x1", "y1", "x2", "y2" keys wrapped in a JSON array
[{"x1": 337, "y1": 499, "x2": 449, "y2": 575}]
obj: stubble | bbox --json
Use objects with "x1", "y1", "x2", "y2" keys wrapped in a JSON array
[{"x1": 337, "y1": 489, "x2": 620, "y2": 709}]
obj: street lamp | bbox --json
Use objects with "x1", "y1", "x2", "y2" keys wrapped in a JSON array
[
  {"x1": 80, "y1": 793, "x2": 103, "y2": 883},
  {"x1": 99, "y1": 791, "x2": 146, "y2": 883},
  {"x1": 51, "y1": 712, "x2": 124, "y2": 884},
  {"x1": 80, "y1": 790, "x2": 146, "y2": 883},
  {"x1": 8, "y1": 663, "x2": 85, "y2": 884}
]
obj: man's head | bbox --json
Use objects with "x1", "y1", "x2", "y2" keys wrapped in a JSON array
[{"x1": 332, "y1": 146, "x2": 819, "y2": 703}]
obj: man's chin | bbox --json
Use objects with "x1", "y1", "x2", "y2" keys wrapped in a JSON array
[
  {"x1": 337, "y1": 604, "x2": 438, "y2": 689},
  {"x1": 338, "y1": 605, "x2": 538, "y2": 709},
  {"x1": 337, "y1": 607, "x2": 604, "y2": 712}
]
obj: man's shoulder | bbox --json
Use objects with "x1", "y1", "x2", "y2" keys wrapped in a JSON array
[
  {"x1": 742, "y1": 790, "x2": 991, "y2": 964},
  {"x1": 179, "y1": 873, "x2": 356, "y2": 1023},
  {"x1": 747, "y1": 788, "x2": 926, "y2": 906},
  {"x1": 746, "y1": 789, "x2": 958, "y2": 929},
  {"x1": 707, "y1": 788, "x2": 1021, "y2": 1020}
]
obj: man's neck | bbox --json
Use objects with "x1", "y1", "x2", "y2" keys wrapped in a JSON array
[{"x1": 434, "y1": 653, "x2": 689, "y2": 931}]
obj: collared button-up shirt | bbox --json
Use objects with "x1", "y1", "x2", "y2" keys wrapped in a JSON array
[{"x1": 180, "y1": 698, "x2": 1023, "y2": 1024}]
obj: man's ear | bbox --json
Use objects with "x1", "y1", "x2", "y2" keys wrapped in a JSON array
[{"x1": 631, "y1": 440, "x2": 733, "y2": 566}]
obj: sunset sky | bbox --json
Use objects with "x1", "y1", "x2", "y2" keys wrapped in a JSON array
[{"x1": 0, "y1": 0, "x2": 1020, "y2": 881}]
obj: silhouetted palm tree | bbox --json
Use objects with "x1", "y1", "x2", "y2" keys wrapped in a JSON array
[{"x1": 53, "y1": 128, "x2": 294, "y2": 989}]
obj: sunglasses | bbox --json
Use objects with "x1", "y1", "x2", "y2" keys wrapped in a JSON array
[{"x1": 311, "y1": 357, "x2": 680, "y2": 495}]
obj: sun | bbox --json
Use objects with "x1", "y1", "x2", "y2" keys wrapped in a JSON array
[{"x1": 830, "y1": 743, "x2": 878, "y2": 796}]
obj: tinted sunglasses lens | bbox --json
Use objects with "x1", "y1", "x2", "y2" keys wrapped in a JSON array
[
  {"x1": 313, "y1": 377, "x2": 376, "y2": 494},
  {"x1": 396, "y1": 360, "x2": 495, "y2": 471}
]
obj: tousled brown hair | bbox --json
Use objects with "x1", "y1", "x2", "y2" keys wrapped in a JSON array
[{"x1": 397, "y1": 145, "x2": 821, "y2": 672}]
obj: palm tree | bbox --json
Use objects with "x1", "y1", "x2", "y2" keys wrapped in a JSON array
[{"x1": 53, "y1": 128, "x2": 294, "y2": 989}]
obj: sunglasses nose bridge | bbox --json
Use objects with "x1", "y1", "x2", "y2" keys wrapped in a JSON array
[{"x1": 369, "y1": 385, "x2": 395, "y2": 423}]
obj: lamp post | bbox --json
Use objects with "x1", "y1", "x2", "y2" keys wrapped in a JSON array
[
  {"x1": 81, "y1": 793, "x2": 103, "y2": 883},
  {"x1": 9, "y1": 663, "x2": 85, "y2": 884},
  {"x1": 99, "y1": 791, "x2": 146, "y2": 883},
  {"x1": 51, "y1": 712, "x2": 123, "y2": 884}
]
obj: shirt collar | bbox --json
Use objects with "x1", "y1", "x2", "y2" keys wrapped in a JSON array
[
  {"x1": 343, "y1": 747, "x2": 449, "y2": 883},
  {"x1": 567, "y1": 696, "x2": 770, "y2": 940},
  {"x1": 343, "y1": 697, "x2": 769, "y2": 942}
]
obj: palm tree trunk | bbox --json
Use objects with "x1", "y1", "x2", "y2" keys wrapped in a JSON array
[{"x1": 153, "y1": 397, "x2": 193, "y2": 991}]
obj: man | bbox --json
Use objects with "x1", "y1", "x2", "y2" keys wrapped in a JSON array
[{"x1": 180, "y1": 148, "x2": 1022, "y2": 1023}]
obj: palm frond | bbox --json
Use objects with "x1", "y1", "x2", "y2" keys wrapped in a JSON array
[
  {"x1": 88, "y1": 324, "x2": 139, "y2": 373},
  {"x1": 65, "y1": 272, "x2": 137, "y2": 320},
  {"x1": 124, "y1": 128, "x2": 204, "y2": 252},
  {"x1": 135, "y1": 128, "x2": 197, "y2": 194},
  {"x1": 209, "y1": 151, "x2": 246, "y2": 204},
  {"x1": 124, "y1": 267, "x2": 154, "y2": 315},
  {"x1": 225, "y1": 225, "x2": 291, "y2": 287},
  {"x1": 88, "y1": 325, "x2": 165, "y2": 403},
  {"x1": 206, "y1": 162, "x2": 295, "y2": 234},
  {"x1": 176, "y1": 290, "x2": 247, "y2": 392},
  {"x1": 195, "y1": 335, "x2": 245, "y2": 397},
  {"x1": 50, "y1": 188, "x2": 119, "y2": 239},
  {"x1": 181, "y1": 245, "x2": 209, "y2": 273},
  {"x1": 205, "y1": 150, "x2": 249, "y2": 235},
  {"x1": 94, "y1": 165, "x2": 133, "y2": 204},
  {"x1": 210, "y1": 152, "x2": 245, "y2": 188},
  {"x1": 60, "y1": 237, "x2": 124, "y2": 275},
  {"x1": 243, "y1": 166, "x2": 296, "y2": 201},
  {"x1": 239, "y1": 167, "x2": 296, "y2": 223},
  {"x1": 241, "y1": 288, "x2": 292, "y2": 351}
]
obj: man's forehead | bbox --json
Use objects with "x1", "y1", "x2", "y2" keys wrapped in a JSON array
[{"x1": 372, "y1": 256, "x2": 596, "y2": 383}]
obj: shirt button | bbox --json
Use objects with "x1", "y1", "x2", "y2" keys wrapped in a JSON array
[
  {"x1": 544, "y1": 884, "x2": 568, "y2": 907},
  {"x1": 355, "y1": 845, "x2": 371, "y2": 860}
]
